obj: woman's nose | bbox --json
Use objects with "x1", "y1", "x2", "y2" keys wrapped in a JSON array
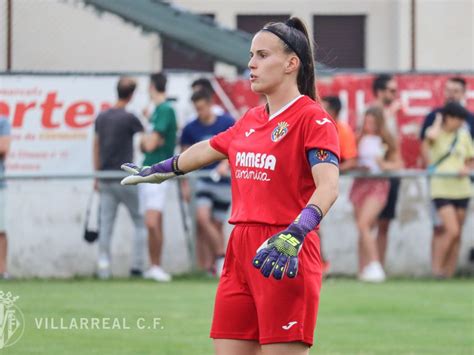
[{"x1": 248, "y1": 57, "x2": 256, "y2": 69}]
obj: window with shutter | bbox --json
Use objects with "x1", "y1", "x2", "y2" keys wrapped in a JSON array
[
  {"x1": 313, "y1": 15, "x2": 365, "y2": 69},
  {"x1": 237, "y1": 15, "x2": 290, "y2": 36}
]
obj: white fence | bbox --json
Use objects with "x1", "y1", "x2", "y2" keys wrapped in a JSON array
[{"x1": 3, "y1": 172, "x2": 473, "y2": 278}]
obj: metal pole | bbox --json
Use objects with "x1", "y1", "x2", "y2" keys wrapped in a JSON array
[
  {"x1": 411, "y1": 0, "x2": 417, "y2": 71},
  {"x1": 6, "y1": 0, "x2": 12, "y2": 71},
  {"x1": 176, "y1": 180, "x2": 196, "y2": 270}
]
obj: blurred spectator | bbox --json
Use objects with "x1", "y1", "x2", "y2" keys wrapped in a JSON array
[
  {"x1": 93, "y1": 77, "x2": 146, "y2": 279},
  {"x1": 371, "y1": 74, "x2": 403, "y2": 267},
  {"x1": 180, "y1": 90, "x2": 234, "y2": 276},
  {"x1": 424, "y1": 102, "x2": 474, "y2": 278},
  {"x1": 139, "y1": 72, "x2": 177, "y2": 282},
  {"x1": 419, "y1": 77, "x2": 474, "y2": 273},
  {"x1": 0, "y1": 116, "x2": 11, "y2": 279},
  {"x1": 191, "y1": 77, "x2": 225, "y2": 116},
  {"x1": 322, "y1": 96, "x2": 358, "y2": 171},
  {"x1": 319, "y1": 96, "x2": 358, "y2": 274},
  {"x1": 350, "y1": 107, "x2": 402, "y2": 282},
  {"x1": 420, "y1": 77, "x2": 474, "y2": 164}
]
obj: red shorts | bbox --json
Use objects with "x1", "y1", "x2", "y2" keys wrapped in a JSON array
[{"x1": 210, "y1": 224, "x2": 322, "y2": 346}]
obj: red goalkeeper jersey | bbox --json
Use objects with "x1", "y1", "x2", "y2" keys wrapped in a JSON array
[{"x1": 210, "y1": 95, "x2": 340, "y2": 226}]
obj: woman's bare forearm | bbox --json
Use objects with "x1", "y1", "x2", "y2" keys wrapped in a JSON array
[
  {"x1": 308, "y1": 164, "x2": 340, "y2": 215},
  {"x1": 178, "y1": 140, "x2": 227, "y2": 173}
]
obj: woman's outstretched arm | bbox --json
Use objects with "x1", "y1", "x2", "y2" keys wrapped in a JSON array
[{"x1": 120, "y1": 140, "x2": 226, "y2": 185}]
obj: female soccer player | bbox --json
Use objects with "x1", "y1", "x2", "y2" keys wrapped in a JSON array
[{"x1": 122, "y1": 17, "x2": 340, "y2": 355}]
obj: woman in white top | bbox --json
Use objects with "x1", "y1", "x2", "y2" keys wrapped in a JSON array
[{"x1": 350, "y1": 106, "x2": 402, "y2": 282}]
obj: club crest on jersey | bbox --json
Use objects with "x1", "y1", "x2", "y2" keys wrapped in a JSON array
[
  {"x1": 316, "y1": 149, "x2": 329, "y2": 161},
  {"x1": 271, "y1": 122, "x2": 289, "y2": 142}
]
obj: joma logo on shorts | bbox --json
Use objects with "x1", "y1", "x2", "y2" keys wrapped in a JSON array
[
  {"x1": 282, "y1": 321, "x2": 298, "y2": 330},
  {"x1": 235, "y1": 152, "x2": 277, "y2": 171}
]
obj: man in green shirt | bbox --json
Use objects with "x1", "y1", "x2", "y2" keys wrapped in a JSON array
[{"x1": 139, "y1": 73, "x2": 177, "y2": 282}]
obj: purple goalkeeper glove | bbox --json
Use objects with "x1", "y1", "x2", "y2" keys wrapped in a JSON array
[
  {"x1": 252, "y1": 204, "x2": 323, "y2": 280},
  {"x1": 120, "y1": 155, "x2": 184, "y2": 185}
]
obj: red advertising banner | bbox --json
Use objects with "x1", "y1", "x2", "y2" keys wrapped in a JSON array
[
  {"x1": 217, "y1": 74, "x2": 474, "y2": 167},
  {"x1": 1, "y1": 74, "x2": 473, "y2": 174}
]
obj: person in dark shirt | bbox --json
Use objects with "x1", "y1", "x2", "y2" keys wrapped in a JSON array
[
  {"x1": 93, "y1": 77, "x2": 146, "y2": 279},
  {"x1": 420, "y1": 77, "x2": 474, "y2": 144},
  {"x1": 180, "y1": 89, "x2": 234, "y2": 276},
  {"x1": 191, "y1": 77, "x2": 226, "y2": 116}
]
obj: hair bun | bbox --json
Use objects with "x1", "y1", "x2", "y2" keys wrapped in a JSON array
[
  {"x1": 285, "y1": 18, "x2": 298, "y2": 28},
  {"x1": 284, "y1": 17, "x2": 308, "y2": 38}
]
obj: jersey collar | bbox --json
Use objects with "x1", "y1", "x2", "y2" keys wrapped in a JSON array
[{"x1": 268, "y1": 95, "x2": 304, "y2": 121}]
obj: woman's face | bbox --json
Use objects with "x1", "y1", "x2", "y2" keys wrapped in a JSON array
[
  {"x1": 248, "y1": 31, "x2": 291, "y2": 95},
  {"x1": 443, "y1": 115, "x2": 464, "y2": 132},
  {"x1": 362, "y1": 113, "x2": 377, "y2": 135}
]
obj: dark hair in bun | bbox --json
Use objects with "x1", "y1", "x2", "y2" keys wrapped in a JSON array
[{"x1": 261, "y1": 17, "x2": 317, "y2": 100}]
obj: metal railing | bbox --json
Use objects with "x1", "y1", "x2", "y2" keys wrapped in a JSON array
[
  {"x1": 0, "y1": 169, "x2": 472, "y2": 272},
  {"x1": 1, "y1": 169, "x2": 473, "y2": 180}
]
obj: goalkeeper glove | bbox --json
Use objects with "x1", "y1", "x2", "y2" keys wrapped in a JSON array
[
  {"x1": 120, "y1": 155, "x2": 184, "y2": 185},
  {"x1": 252, "y1": 204, "x2": 323, "y2": 280}
]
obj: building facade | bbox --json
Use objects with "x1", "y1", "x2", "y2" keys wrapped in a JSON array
[{"x1": 0, "y1": 0, "x2": 472, "y2": 74}]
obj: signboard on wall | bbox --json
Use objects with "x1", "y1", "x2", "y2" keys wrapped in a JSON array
[
  {"x1": 0, "y1": 74, "x2": 196, "y2": 174},
  {"x1": 1, "y1": 73, "x2": 473, "y2": 174},
  {"x1": 1, "y1": 76, "x2": 125, "y2": 174}
]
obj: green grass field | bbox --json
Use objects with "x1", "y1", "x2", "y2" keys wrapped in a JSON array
[{"x1": 1, "y1": 277, "x2": 472, "y2": 354}]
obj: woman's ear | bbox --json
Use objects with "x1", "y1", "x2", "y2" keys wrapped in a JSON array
[{"x1": 285, "y1": 55, "x2": 300, "y2": 74}]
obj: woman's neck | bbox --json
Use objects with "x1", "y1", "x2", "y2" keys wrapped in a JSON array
[{"x1": 266, "y1": 87, "x2": 301, "y2": 116}]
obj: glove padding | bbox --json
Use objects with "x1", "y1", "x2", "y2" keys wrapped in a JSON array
[
  {"x1": 252, "y1": 227, "x2": 304, "y2": 280},
  {"x1": 120, "y1": 163, "x2": 176, "y2": 185}
]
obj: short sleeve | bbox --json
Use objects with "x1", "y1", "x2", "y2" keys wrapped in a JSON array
[
  {"x1": 420, "y1": 111, "x2": 436, "y2": 140},
  {"x1": 467, "y1": 113, "x2": 474, "y2": 139},
  {"x1": 339, "y1": 123, "x2": 357, "y2": 161},
  {"x1": 0, "y1": 119, "x2": 11, "y2": 136},
  {"x1": 153, "y1": 105, "x2": 175, "y2": 134},
  {"x1": 463, "y1": 131, "x2": 474, "y2": 159},
  {"x1": 303, "y1": 111, "x2": 340, "y2": 160},
  {"x1": 209, "y1": 114, "x2": 244, "y2": 156},
  {"x1": 94, "y1": 113, "x2": 102, "y2": 134},
  {"x1": 180, "y1": 124, "x2": 193, "y2": 146},
  {"x1": 130, "y1": 114, "x2": 144, "y2": 134}
]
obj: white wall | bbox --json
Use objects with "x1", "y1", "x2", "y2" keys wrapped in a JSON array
[
  {"x1": 1, "y1": 0, "x2": 472, "y2": 75},
  {"x1": 322, "y1": 178, "x2": 474, "y2": 277},
  {"x1": 6, "y1": 177, "x2": 473, "y2": 278},
  {"x1": 0, "y1": 0, "x2": 7, "y2": 70},
  {"x1": 416, "y1": 0, "x2": 474, "y2": 71},
  {"x1": 7, "y1": 0, "x2": 160, "y2": 72}
]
